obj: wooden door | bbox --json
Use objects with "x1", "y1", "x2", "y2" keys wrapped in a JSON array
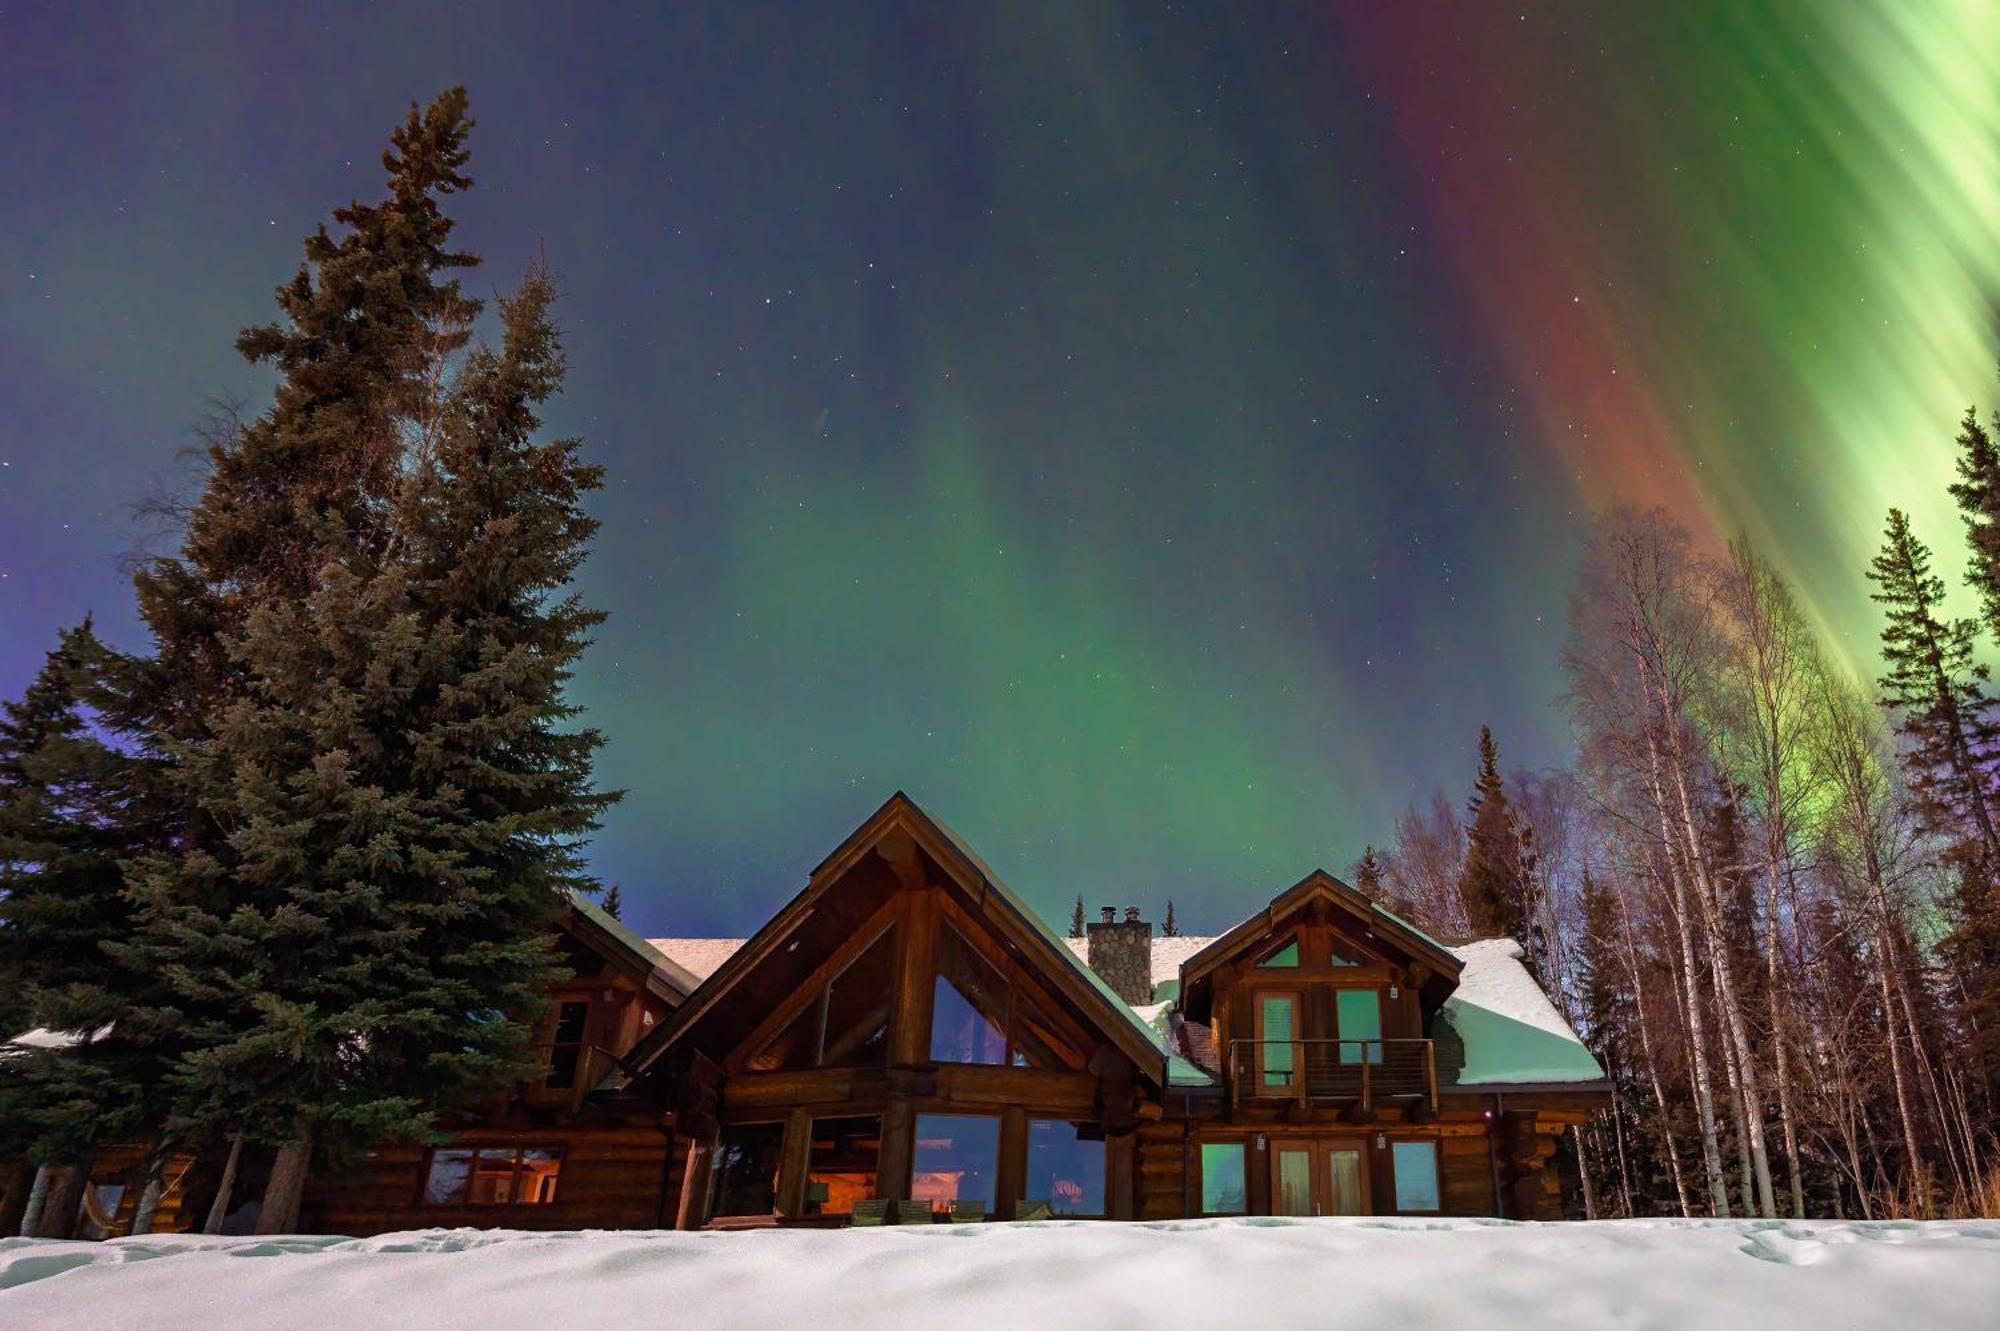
[{"x1": 1268, "y1": 1139, "x2": 1370, "y2": 1217}]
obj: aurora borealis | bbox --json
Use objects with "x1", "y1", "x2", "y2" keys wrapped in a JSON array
[{"x1": 2, "y1": 4, "x2": 1996, "y2": 936}]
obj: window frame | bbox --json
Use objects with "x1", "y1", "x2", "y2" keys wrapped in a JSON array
[
  {"x1": 418, "y1": 1144, "x2": 566, "y2": 1209},
  {"x1": 908, "y1": 1111, "x2": 1002, "y2": 1219}
]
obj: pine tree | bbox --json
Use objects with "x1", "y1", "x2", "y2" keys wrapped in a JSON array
[
  {"x1": 1161, "y1": 900, "x2": 1177, "y2": 937},
  {"x1": 1457, "y1": 726, "x2": 1536, "y2": 944},
  {"x1": 119, "y1": 90, "x2": 619, "y2": 1233},
  {"x1": 1353, "y1": 845, "x2": 1385, "y2": 900},
  {"x1": 1948, "y1": 398, "x2": 2000, "y2": 639},
  {"x1": 1866, "y1": 508, "x2": 2000, "y2": 862},
  {"x1": 601, "y1": 885, "x2": 623, "y2": 920},
  {"x1": 1068, "y1": 895, "x2": 1085, "y2": 939},
  {"x1": 0, "y1": 625, "x2": 177, "y2": 1221}
]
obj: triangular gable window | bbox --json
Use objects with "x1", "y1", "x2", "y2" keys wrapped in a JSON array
[
  {"x1": 748, "y1": 920, "x2": 899, "y2": 1072},
  {"x1": 931, "y1": 923, "x2": 1009, "y2": 1065},
  {"x1": 1257, "y1": 939, "x2": 1300, "y2": 968},
  {"x1": 1330, "y1": 936, "x2": 1367, "y2": 967}
]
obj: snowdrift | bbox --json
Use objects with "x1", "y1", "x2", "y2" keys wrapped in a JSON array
[{"x1": 3, "y1": 1216, "x2": 1997, "y2": 1330}]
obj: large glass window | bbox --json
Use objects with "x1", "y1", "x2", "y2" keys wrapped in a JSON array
[
  {"x1": 545, "y1": 1000, "x2": 589, "y2": 1088},
  {"x1": 822, "y1": 924, "x2": 898, "y2": 1067},
  {"x1": 1393, "y1": 1141, "x2": 1441, "y2": 1212},
  {"x1": 930, "y1": 926, "x2": 1009, "y2": 1065},
  {"x1": 748, "y1": 922, "x2": 898, "y2": 1073},
  {"x1": 1024, "y1": 1119, "x2": 1105, "y2": 1217},
  {"x1": 1337, "y1": 989, "x2": 1383, "y2": 1065},
  {"x1": 1199, "y1": 1143, "x2": 1247, "y2": 1214},
  {"x1": 806, "y1": 1116, "x2": 881, "y2": 1217},
  {"x1": 709, "y1": 1122, "x2": 785, "y2": 1218},
  {"x1": 422, "y1": 1147, "x2": 563, "y2": 1206},
  {"x1": 910, "y1": 1113, "x2": 999, "y2": 1217}
]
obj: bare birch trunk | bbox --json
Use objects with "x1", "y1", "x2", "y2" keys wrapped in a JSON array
[{"x1": 1619, "y1": 873, "x2": 1693, "y2": 1217}]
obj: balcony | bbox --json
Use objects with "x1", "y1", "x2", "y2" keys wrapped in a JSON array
[{"x1": 1225, "y1": 1038, "x2": 1437, "y2": 1118}]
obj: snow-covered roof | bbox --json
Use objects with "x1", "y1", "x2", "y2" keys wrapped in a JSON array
[
  {"x1": 650, "y1": 931, "x2": 1599, "y2": 1090},
  {"x1": 648, "y1": 937, "x2": 747, "y2": 984},
  {"x1": 1439, "y1": 939, "x2": 1604, "y2": 1085}
]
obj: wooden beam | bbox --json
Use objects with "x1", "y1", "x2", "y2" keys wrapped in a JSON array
[
  {"x1": 878, "y1": 1098, "x2": 914, "y2": 1204},
  {"x1": 889, "y1": 888, "x2": 940, "y2": 1068},
  {"x1": 995, "y1": 1107, "x2": 1027, "y2": 1221},
  {"x1": 776, "y1": 1108, "x2": 812, "y2": 1217}
]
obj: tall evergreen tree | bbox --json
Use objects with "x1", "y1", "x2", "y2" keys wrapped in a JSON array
[
  {"x1": 1947, "y1": 398, "x2": 2000, "y2": 639},
  {"x1": 0, "y1": 625, "x2": 178, "y2": 1232},
  {"x1": 1161, "y1": 900, "x2": 1177, "y2": 937},
  {"x1": 1457, "y1": 727, "x2": 1537, "y2": 945},
  {"x1": 119, "y1": 90, "x2": 615, "y2": 1233},
  {"x1": 601, "y1": 885, "x2": 623, "y2": 920},
  {"x1": 1068, "y1": 895, "x2": 1085, "y2": 939},
  {"x1": 1866, "y1": 508, "x2": 2000, "y2": 862}
]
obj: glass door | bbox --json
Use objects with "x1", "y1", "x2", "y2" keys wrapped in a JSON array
[
  {"x1": 1268, "y1": 1139, "x2": 1370, "y2": 1216},
  {"x1": 1273, "y1": 1144, "x2": 1315, "y2": 1216}
]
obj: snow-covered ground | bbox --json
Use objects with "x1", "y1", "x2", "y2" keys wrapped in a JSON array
[{"x1": 3, "y1": 1217, "x2": 1996, "y2": 1330}]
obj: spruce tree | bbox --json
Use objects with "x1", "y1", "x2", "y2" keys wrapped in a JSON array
[
  {"x1": 1161, "y1": 900, "x2": 1177, "y2": 937},
  {"x1": 1947, "y1": 398, "x2": 2000, "y2": 639},
  {"x1": 1866, "y1": 509, "x2": 2000, "y2": 861},
  {"x1": 601, "y1": 885, "x2": 623, "y2": 920},
  {"x1": 0, "y1": 625, "x2": 177, "y2": 1225},
  {"x1": 1353, "y1": 845, "x2": 1385, "y2": 900},
  {"x1": 121, "y1": 90, "x2": 617, "y2": 1233},
  {"x1": 1456, "y1": 727, "x2": 1536, "y2": 945},
  {"x1": 1068, "y1": 894, "x2": 1085, "y2": 939}
]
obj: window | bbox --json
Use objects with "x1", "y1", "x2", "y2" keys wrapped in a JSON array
[
  {"x1": 1257, "y1": 939, "x2": 1300, "y2": 968},
  {"x1": 1330, "y1": 937, "x2": 1366, "y2": 966},
  {"x1": 822, "y1": 924, "x2": 898, "y2": 1067},
  {"x1": 930, "y1": 926, "x2": 1009, "y2": 1065},
  {"x1": 1199, "y1": 1143, "x2": 1247, "y2": 1214},
  {"x1": 1336, "y1": 988, "x2": 1383, "y2": 1065},
  {"x1": 910, "y1": 1113, "x2": 999, "y2": 1217},
  {"x1": 709, "y1": 1122, "x2": 785, "y2": 1218},
  {"x1": 1260, "y1": 994, "x2": 1298, "y2": 1087},
  {"x1": 1025, "y1": 1120, "x2": 1105, "y2": 1217},
  {"x1": 1393, "y1": 1141, "x2": 1441, "y2": 1212},
  {"x1": 1010, "y1": 986, "x2": 1085, "y2": 1070},
  {"x1": 806, "y1": 1116, "x2": 881, "y2": 1217},
  {"x1": 545, "y1": 1001, "x2": 589, "y2": 1088},
  {"x1": 749, "y1": 923, "x2": 899, "y2": 1073},
  {"x1": 422, "y1": 1146, "x2": 563, "y2": 1207}
]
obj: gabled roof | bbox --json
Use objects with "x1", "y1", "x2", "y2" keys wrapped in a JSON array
[
  {"x1": 1178, "y1": 869, "x2": 1464, "y2": 995},
  {"x1": 630, "y1": 792, "x2": 1170, "y2": 1086},
  {"x1": 1436, "y1": 940, "x2": 1605, "y2": 1087},
  {"x1": 563, "y1": 890, "x2": 700, "y2": 1002}
]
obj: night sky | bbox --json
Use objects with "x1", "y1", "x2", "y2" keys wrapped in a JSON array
[{"x1": 3, "y1": 4, "x2": 1997, "y2": 937}]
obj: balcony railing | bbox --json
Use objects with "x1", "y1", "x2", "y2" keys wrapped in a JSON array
[{"x1": 1225, "y1": 1038, "x2": 1437, "y2": 1115}]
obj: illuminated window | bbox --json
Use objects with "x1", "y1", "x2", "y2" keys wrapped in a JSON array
[
  {"x1": 910, "y1": 1113, "x2": 998, "y2": 1216},
  {"x1": 1393, "y1": 1141, "x2": 1441, "y2": 1211},
  {"x1": 806, "y1": 1116, "x2": 881, "y2": 1216},
  {"x1": 1025, "y1": 1120, "x2": 1105, "y2": 1217},
  {"x1": 422, "y1": 1147, "x2": 563, "y2": 1206},
  {"x1": 1199, "y1": 1142, "x2": 1247, "y2": 1214}
]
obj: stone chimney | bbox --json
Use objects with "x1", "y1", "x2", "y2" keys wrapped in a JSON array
[{"x1": 1086, "y1": 905, "x2": 1154, "y2": 1007}]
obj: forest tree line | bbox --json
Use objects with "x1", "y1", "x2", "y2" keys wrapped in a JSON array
[
  {"x1": 0, "y1": 90, "x2": 615, "y2": 1237},
  {"x1": 1360, "y1": 420, "x2": 2000, "y2": 1218}
]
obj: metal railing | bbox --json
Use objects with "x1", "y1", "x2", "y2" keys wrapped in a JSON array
[{"x1": 1226, "y1": 1038, "x2": 1436, "y2": 1113}]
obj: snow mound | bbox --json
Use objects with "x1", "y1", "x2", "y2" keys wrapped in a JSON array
[{"x1": 4, "y1": 1218, "x2": 1997, "y2": 1330}]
